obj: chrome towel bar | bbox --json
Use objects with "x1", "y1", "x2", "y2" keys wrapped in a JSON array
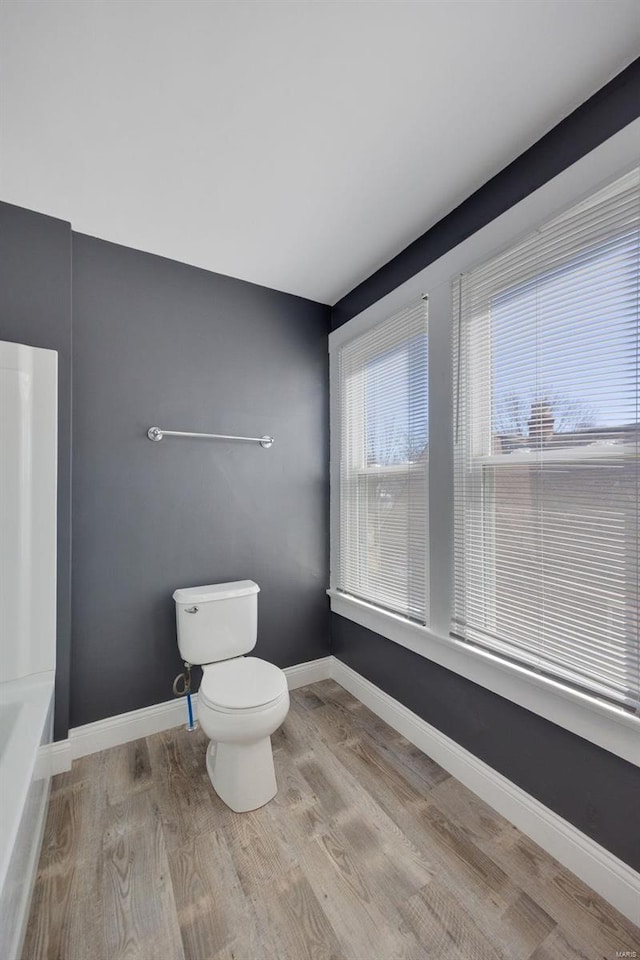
[{"x1": 147, "y1": 427, "x2": 274, "y2": 448}]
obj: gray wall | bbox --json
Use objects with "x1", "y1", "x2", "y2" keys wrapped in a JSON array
[
  {"x1": 70, "y1": 235, "x2": 330, "y2": 728},
  {"x1": 0, "y1": 202, "x2": 73, "y2": 741},
  {"x1": 330, "y1": 57, "x2": 640, "y2": 870}
]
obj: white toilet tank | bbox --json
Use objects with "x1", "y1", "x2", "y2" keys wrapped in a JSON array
[{"x1": 173, "y1": 580, "x2": 259, "y2": 665}]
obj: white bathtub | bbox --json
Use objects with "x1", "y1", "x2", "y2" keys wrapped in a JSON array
[
  {"x1": 0, "y1": 342, "x2": 58, "y2": 956},
  {"x1": 0, "y1": 673, "x2": 54, "y2": 960}
]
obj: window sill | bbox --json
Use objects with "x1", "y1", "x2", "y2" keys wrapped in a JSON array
[{"x1": 327, "y1": 590, "x2": 640, "y2": 768}]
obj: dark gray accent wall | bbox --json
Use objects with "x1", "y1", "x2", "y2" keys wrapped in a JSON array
[
  {"x1": 0, "y1": 202, "x2": 73, "y2": 741},
  {"x1": 330, "y1": 59, "x2": 640, "y2": 869},
  {"x1": 70, "y1": 234, "x2": 330, "y2": 728}
]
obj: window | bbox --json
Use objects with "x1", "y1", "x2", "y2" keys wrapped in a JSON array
[
  {"x1": 453, "y1": 168, "x2": 639, "y2": 712},
  {"x1": 329, "y1": 131, "x2": 640, "y2": 764},
  {"x1": 335, "y1": 298, "x2": 429, "y2": 623}
]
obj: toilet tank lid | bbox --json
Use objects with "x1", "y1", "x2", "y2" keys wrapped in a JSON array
[{"x1": 173, "y1": 580, "x2": 259, "y2": 604}]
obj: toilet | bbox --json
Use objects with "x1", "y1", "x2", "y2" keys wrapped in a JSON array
[{"x1": 173, "y1": 580, "x2": 289, "y2": 813}]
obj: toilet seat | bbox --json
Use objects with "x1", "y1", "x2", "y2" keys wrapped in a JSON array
[
  {"x1": 200, "y1": 656, "x2": 287, "y2": 711},
  {"x1": 199, "y1": 694, "x2": 287, "y2": 716}
]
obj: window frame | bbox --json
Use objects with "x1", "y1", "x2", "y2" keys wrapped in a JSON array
[
  {"x1": 328, "y1": 117, "x2": 640, "y2": 768},
  {"x1": 454, "y1": 224, "x2": 640, "y2": 713},
  {"x1": 333, "y1": 300, "x2": 430, "y2": 624}
]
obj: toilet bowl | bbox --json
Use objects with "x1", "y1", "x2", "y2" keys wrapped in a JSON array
[
  {"x1": 173, "y1": 580, "x2": 290, "y2": 813},
  {"x1": 198, "y1": 656, "x2": 289, "y2": 812}
]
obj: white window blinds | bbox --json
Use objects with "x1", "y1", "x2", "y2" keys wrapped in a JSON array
[
  {"x1": 453, "y1": 166, "x2": 640, "y2": 712},
  {"x1": 336, "y1": 298, "x2": 429, "y2": 623}
]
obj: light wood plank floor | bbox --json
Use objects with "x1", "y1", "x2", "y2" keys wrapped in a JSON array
[{"x1": 24, "y1": 680, "x2": 640, "y2": 960}]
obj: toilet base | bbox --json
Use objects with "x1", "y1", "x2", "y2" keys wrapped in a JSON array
[{"x1": 206, "y1": 737, "x2": 277, "y2": 813}]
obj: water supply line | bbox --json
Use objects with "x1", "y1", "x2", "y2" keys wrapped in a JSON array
[{"x1": 173, "y1": 661, "x2": 198, "y2": 731}]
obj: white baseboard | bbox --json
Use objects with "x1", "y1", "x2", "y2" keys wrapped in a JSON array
[
  {"x1": 47, "y1": 656, "x2": 334, "y2": 774},
  {"x1": 330, "y1": 657, "x2": 640, "y2": 927},
  {"x1": 48, "y1": 693, "x2": 198, "y2": 773},
  {"x1": 48, "y1": 739, "x2": 73, "y2": 776},
  {"x1": 70, "y1": 695, "x2": 191, "y2": 762},
  {"x1": 284, "y1": 656, "x2": 333, "y2": 689}
]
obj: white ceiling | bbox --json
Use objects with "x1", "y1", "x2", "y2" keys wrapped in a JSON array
[{"x1": 1, "y1": 1, "x2": 639, "y2": 305}]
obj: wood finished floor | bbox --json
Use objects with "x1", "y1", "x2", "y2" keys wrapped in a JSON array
[{"x1": 24, "y1": 680, "x2": 639, "y2": 960}]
